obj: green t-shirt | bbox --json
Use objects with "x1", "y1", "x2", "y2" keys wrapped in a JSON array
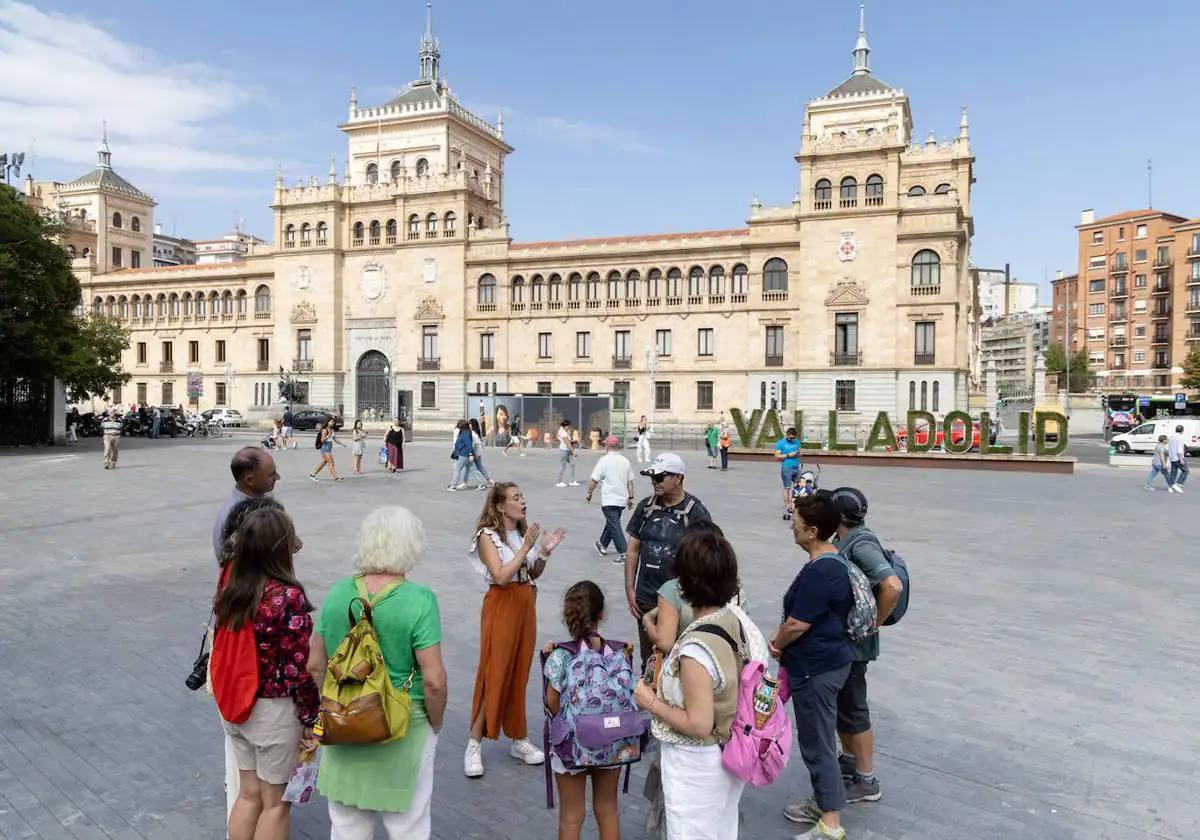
[
  {"x1": 315, "y1": 576, "x2": 442, "y2": 703},
  {"x1": 832, "y1": 526, "x2": 894, "y2": 662},
  {"x1": 705, "y1": 426, "x2": 719, "y2": 447}
]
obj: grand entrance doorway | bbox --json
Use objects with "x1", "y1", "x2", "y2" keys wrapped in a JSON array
[{"x1": 355, "y1": 351, "x2": 390, "y2": 420}]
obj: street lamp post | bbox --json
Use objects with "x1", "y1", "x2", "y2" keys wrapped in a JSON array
[{"x1": 644, "y1": 346, "x2": 659, "y2": 432}]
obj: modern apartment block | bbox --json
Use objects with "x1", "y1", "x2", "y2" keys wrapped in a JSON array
[
  {"x1": 980, "y1": 310, "x2": 1049, "y2": 397},
  {"x1": 1060, "y1": 208, "x2": 1197, "y2": 391},
  {"x1": 1049, "y1": 272, "x2": 1081, "y2": 353}
]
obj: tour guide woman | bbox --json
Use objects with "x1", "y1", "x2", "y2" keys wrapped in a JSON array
[
  {"x1": 307, "y1": 506, "x2": 448, "y2": 838},
  {"x1": 464, "y1": 482, "x2": 567, "y2": 777}
]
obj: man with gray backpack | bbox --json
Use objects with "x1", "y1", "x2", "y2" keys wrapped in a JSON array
[{"x1": 826, "y1": 487, "x2": 907, "y2": 806}]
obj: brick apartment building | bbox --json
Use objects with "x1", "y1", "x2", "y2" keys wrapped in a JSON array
[{"x1": 1051, "y1": 209, "x2": 1200, "y2": 391}]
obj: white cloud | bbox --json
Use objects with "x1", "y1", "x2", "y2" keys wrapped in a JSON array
[
  {"x1": 0, "y1": 1, "x2": 273, "y2": 174},
  {"x1": 531, "y1": 116, "x2": 660, "y2": 155}
]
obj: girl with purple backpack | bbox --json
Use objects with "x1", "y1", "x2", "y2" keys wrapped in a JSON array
[{"x1": 541, "y1": 581, "x2": 632, "y2": 840}]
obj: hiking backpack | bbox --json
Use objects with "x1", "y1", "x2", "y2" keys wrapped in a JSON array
[
  {"x1": 841, "y1": 531, "x2": 910, "y2": 626},
  {"x1": 691, "y1": 621, "x2": 793, "y2": 787},
  {"x1": 837, "y1": 556, "x2": 878, "y2": 642},
  {"x1": 540, "y1": 636, "x2": 648, "y2": 808}
]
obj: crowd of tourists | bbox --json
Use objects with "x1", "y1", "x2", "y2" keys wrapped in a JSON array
[{"x1": 201, "y1": 438, "x2": 908, "y2": 840}]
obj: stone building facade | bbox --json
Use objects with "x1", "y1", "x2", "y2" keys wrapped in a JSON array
[{"x1": 68, "y1": 6, "x2": 977, "y2": 431}]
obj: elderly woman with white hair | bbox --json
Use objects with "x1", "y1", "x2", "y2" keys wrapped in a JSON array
[{"x1": 307, "y1": 506, "x2": 447, "y2": 840}]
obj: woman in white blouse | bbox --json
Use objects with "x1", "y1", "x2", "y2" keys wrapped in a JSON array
[{"x1": 464, "y1": 482, "x2": 566, "y2": 778}]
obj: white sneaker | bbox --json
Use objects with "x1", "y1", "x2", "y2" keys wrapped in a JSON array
[
  {"x1": 556, "y1": 482, "x2": 567, "y2": 487},
  {"x1": 456, "y1": 483, "x2": 468, "y2": 489},
  {"x1": 464, "y1": 739, "x2": 484, "y2": 778},
  {"x1": 1173, "y1": 484, "x2": 1185, "y2": 494},
  {"x1": 446, "y1": 485, "x2": 457, "y2": 492},
  {"x1": 1168, "y1": 485, "x2": 1180, "y2": 494},
  {"x1": 509, "y1": 738, "x2": 544, "y2": 765},
  {"x1": 594, "y1": 541, "x2": 609, "y2": 556},
  {"x1": 1143, "y1": 485, "x2": 1156, "y2": 491},
  {"x1": 568, "y1": 481, "x2": 581, "y2": 486}
]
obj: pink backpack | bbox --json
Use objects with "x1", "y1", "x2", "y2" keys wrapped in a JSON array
[{"x1": 692, "y1": 622, "x2": 792, "y2": 786}]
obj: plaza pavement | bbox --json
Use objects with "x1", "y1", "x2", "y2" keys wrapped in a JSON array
[{"x1": 0, "y1": 434, "x2": 1195, "y2": 840}]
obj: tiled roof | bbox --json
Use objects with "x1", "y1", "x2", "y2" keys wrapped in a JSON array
[
  {"x1": 63, "y1": 167, "x2": 153, "y2": 201},
  {"x1": 512, "y1": 228, "x2": 749, "y2": 251},
  {"x1": 1088, "y1": 209, "x2": 1187, "y2": 225},
  {"x1": 1171, "y1": 216, "x2": 1200, "y2": 228},
  {"x1": 823, "y1": 73, "x2": 895, "y2": 98}
]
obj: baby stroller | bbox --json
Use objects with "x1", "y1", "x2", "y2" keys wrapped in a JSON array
[
  {"x1": 261, "y1": 434, "x2": 279, "y2": 450},
  {"x1": 785, "y1": 465, "x2": 821, "y2": 520}
]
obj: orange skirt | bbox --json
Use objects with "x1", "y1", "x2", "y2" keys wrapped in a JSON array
[{"x1": 470, "y1": 582, "x2": 537, "y2": 740}]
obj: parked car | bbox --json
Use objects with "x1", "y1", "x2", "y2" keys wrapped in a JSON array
[
  {"x1": 289, "y1": 409, "x2": 343, "y2": 431},
  {"x1": 896, "y1": 418, "x2": 992, "y2": 452},
  {"x1": 1111, "y1": 417, "x2": 1200, "y2": 455},
  {"x1": 200, "y1": 408, "x2": 245, "y2": 427}
]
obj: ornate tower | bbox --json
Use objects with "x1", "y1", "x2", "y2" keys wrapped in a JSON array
[{"x1": 417, "y1": 1, "x2": 440, "y2": 86}]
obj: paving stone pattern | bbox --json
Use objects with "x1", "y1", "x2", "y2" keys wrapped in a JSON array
[{"x1": 0, "y1": 435, "x2": 1194, "y2": 839}]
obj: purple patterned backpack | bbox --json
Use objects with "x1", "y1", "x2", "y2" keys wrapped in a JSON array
[{"x1": 540, "y1": 635, "x2": 649, "y2": 807}]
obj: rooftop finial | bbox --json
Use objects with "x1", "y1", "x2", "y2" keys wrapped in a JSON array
[
  {"x1": 97, "y1": 120, "x2": 112, "y2": 169},
  {"x1": 418, "y1": 1, "x2": 441, "y2": 85},
  {"x1": 274, "y1": 164, "x2": 283, "y2": 188},
  {"x1": 852, "y1": 1, "x2": 871, "y2": 77},
  {"x1": 959, "y1": 106, "x2": 969, "y2": 139},
  {"x1": 497, "y1": 110, "x2": 504, "y2": 138}
]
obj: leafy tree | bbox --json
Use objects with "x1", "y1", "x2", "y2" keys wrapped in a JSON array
[
  {"x1": 0, "y1": 185, "x2": 130, "y2": 398},
  {"x1": 1180, "y1": 344, "x2": 1200, "y2": 391},
  {"x1": 1043, "y1": 342, "x2": 1091, "y2": 392},
  {"x1": 278, "y1": 367, "x2": 305, "y2": 404}
]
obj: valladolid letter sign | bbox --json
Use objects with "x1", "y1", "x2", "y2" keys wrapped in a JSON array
[{"x1": 729, "y1": 409, "x2": 1069, "y2": 458}]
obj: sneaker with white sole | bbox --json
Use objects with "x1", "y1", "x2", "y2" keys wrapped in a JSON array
[
  {"x1": 794, "y1": 820, "x2": 846, "y2": 840},
  {"x1": 844, "y1": 774, "x2": 881, "y2": 802},
  {"x1": 838, "y1": 752, "x2": 857, "y2": 779},
  {"x1": 1143, "y1": 485, "x2": 1155, "y2": 491},
  {"x1": 783, "y1": 799, "x2": 822, "y2": 825},
  {"x1": 556, "y1": 482, "x2": 567, "y2": 488},
  {"x1": 1173, "y1": 484, "x2": 1185, "y2": 494},
  {"x1": 613, "y1": 554, "x2": 626, "y2": 566},
  {"x1": 464, "y1": 739, "x2": 484, "y2": 778},
  {"x1": 1168, "y1": 485, "x2": 1179, "y2": 494},
  {"x1": 568, "y1": 481, "x2": 581, "y2": 486},
  {"x1": 509, "y1": 738, "x2": 544, "y2": 765},
  {"x1": 594, "y1": 541, "x2": 609, "y2": 556}
]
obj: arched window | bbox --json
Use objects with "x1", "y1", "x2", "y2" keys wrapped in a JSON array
[
  {"x1": 255, "y1": 284, "x2": 271, "y2": 314},
  {"x1": 235, "y1": 291, "x2": 247, "y2": 316},
  {"x1": 352, "y1": 222, "x2": 364, "y2": 244},
  {"x1": 865, "y1": 174, "x2": 884, "y2": 205},
  {"x1": 625, "y1": 270, "x2": 640, "y2": 300},
  {"x1": 385, "y1": 218, "x2": 397, "y2": 243},
  {"x1": 444, "y1": 211, "x2": 456, "y2": 237},
  {"x1": 316, "y1": 221, "x2": 328, "y2": 244},
  {"x1": 688, "y1": 266, "x2": 704, "y2": 298},
  {"x1": 183, "y1": 292, "x2": 193, "y2": 316},
  {"x1": 131, "y1": 216, "x2": 141, "y2": 232},
  {"x1": 568, "y1": 273, "x2": 582, "y2": 302},
  {"x1": 158, "y1": 294, "x2": 168, "y2": 318},
  {"x1": 67, "y1": 245, "x2": 76, "y2": 258},
  {"x1": 814, "y1": 178, "x2": 832, "y2": 207},
  {"x1": 389, "y1": 160, "x2": 402, "y2": 183},
  {"x1": 415, "y1": 158, "x2": 429, "y2": 177},
  {"x1": 909, "y1": 381, "x2": 916, "y2": 411},
  {"x1": 105, "y1": 296, "x2": 116, "y2": 318},
  {"x1": 365, "y1": 163, "x2": 378, "y2": 185},
  {"x1": 300, "y1": 223, "x2": 311, "y2": 245},
  {"x1": 731, "y1": 264, "x2": 748, "y2": 296},
  {"x1": 907, "y1": 185, "x2": 926, "y2": 197},
  {"x1": 92, "y1": 296, "x2": 102, "y2": 315},
  {"x1": 425, "y1": 213, "x2": 437, "y2": 237},
  {"x1": 607, "y1": 271, "x2": 621, "y2": 300},
  {"x1": 666, "y1": 267, "x2": 682, "y2": 298},
  {"x1": 112, "y1": 212, "x2": 122, "y2": 228},
  {"x1": 407, "y1": 214, "x2": 420, "y2": 239},
  {"x1": 920, "y1": 381, "x2": 928, "y2": 411},
  {"x1": 530, "y1": 275, "x2": 544, "y2": 303},
  {"x1": 934, "y1": 183, "x2": 951, "y2": 195},
  {"x1": 131, "y1": 295, "x2": 142, "y2": 318},
  {"x1": 932, "y1": 381, "x2": 940, "y2": 412},
  {"x1": 708, "y1": 265, "x2": 725, "y2": 296},
  {"x1": 760, "y1": 382, "x2": 767, "y2": 409},
  {"x1": 478, "y1": 273, "x2": 496, "y2": 305},
  {"x1": 763, "y1": 258, "x2": 789, "y2": 292},
  {"x1": 647, "y1": 268, "x2": 662, "y2": 299},
  {"x1": 839, "y1": 176, "x2": 858, "y2": 207},
  {"x1": 209, "y1": 291, "x2": 220, "y2": 315},
  {"x1": 170, "y1": 293, "x2": 181, "y2": 317},
  {"x1": 549, "y1": 273, "x2": 562, "y2": 302},
  {"x1": 368, "y1": 220, "x2": 381, "y2": 244},
  {"x1": 194, "y1": 293, "x2": 205, "y2": 317},
  {"x1": 284, "y1": 224, "x2": 296, "y2": 246},
  {"x1": 511, "y1": 276, "x2": 525, "y2": 305},
  {"x1": 221, "y1": 291, "x2": 232, "y2": 315},
  {"x1": 912, "y1": 249, "x2": 941, "y2": 288},
  {"x1": 119, "y1": 296, "x2": 128, "y2": 319}
]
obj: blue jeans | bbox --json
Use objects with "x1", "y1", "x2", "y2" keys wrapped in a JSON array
[
  {"x1": 598, "y1": 505, "x2": 628, "y2": 555},
  {"x1": 451, "y1": 457, "x2": 476, "y2": 486},
  {"x1": 558, "y1": 450, "x2": 576, "y2": 483},
  {"x1": 1146, "y1": 463, "x2": 1170, "y2": 487},
  {"x1": 473, "y1": 452, "x2": 492, "y2": 483},
  {"x1": 1170, "y1": 460, "x2": 1189, "y2": 486}
]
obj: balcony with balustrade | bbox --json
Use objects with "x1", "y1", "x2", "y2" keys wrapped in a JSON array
[
  {"x1": 914, "y1": 352, "x2": 936, "y2": 365},
  {"x1": 417, "y1": 356, "x2": 440, "y2": 371},
  {"x1": 831, "y1": 351, "x2": 861, "y2": 367},
  {"x1": 612, "y1": 356, "x2": 632, "y2": 370},
  {"x1": 910, "y1": 283, "x2": 941, "y2": 297},
  {"x1": 293, "y1": 358, "x2": 313, "y2": 372},
  {"x1": 765, "y1": 354, "x2": 783, "y2": 367}
]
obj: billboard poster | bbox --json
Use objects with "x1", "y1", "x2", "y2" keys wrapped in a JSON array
[{"x1": 186, "y1": 373, "x2": 203, "y2": 399}]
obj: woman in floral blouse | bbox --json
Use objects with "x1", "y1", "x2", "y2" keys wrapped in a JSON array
[{"x1": 214, "y1": 506, "x2": 319, "y2": 840}]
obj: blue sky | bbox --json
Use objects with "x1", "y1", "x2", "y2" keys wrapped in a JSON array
[{"x1": 4, "y1": 0, "x2": 1199, "y2": 296}]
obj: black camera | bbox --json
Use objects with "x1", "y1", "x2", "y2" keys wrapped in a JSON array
[{"x1": 185, "y1": 651, "x2": 209, "y2": 691}]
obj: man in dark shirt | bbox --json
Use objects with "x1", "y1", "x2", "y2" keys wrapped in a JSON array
[{"x1": 624, "y1": 452, "x2": 711, "y2": 670}]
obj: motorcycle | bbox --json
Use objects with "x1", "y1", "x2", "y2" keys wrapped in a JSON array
[
  {"x1": 122, "y1": 414, "x2": 149, "y2": 437},
  {"x1": 76, "y1": 412, "x2": 103, "y2": 438}
]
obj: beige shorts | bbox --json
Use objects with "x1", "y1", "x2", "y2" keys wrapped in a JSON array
[{"x1": 222, "y1": 697, "x2": 302, "y2": 785}]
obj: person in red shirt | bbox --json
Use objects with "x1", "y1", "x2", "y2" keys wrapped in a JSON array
[{"x1": 214, "y1": 506, "x2": 318, "y2": 840}]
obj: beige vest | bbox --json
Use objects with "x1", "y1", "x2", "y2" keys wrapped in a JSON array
[{"x1": 658, "y1": 608, "x2": 745, "y2": 747}]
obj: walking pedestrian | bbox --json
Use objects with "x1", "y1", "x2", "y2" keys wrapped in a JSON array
[
  {"x1": 100, "y1": 410, "x2": 122, "y2": 469},
  {"x1": 625, "y1": 453, "x2": 712, "y2": 671},
  {"x1": 775, "y1": 427, "x2": 803, "y2": 520},
  {"x1": 718, "y1": 422, "x2": 731, "y2": 471},
  {"x1": 306, "y1": 507, "x2": 448, "y2": 840},
  {"x1": 151, "y1": 405, "x2": 162, "y2": 439},
  {"x1": 586, "y1": 434, "x2": 635, "y2": 566},
  {"x1": 351, "y1": 419, "x2": 367, "y2": 476},
  {"x1": 464, "y1": 482, "x2": 567, "y2": 777},
  {"x1": 772, "y1": 492, "x2": 854, "y2": 840},
  {"x1": 1145, "y1": 434, "x2": 1172, "y2": 491},
  {"x1": 632, "y1": 530, "x2": 767, "y2": 840},
  {"x1": 281, "y1": 406, "x2": 294, "y2": 449},
  {"x1": 385, "y1": 417, "x2": 405, "y2": 472},
  {"x1": 214, "y1": 506, "x2": 319, "y2": 840},
  {"x1": 309, "y1": 418, "x2": 345, "y2": 482},
  {"x1": 827, "y1": 488, "x2": 904, "y2": 806},
  {"x1": 636, "y1": 416, "x2": 652, "y2": 463},
  {"x1": 1168, "y1": 424, "x2": 1190, "y2": 493},
  {"x1": 705, "y1": 422, "x2": 720, "y2": 469},
  {"x1": 448, "y1": 420, "x2": 478, "y2": 491},
  {"x1": 67, "y1": 407, "x2": 80, "y2": 445},
  {"x1": 502, "y1": 411, "x2": 523, "y2": 456},
  {"x1": 469, "y1": 418, "x2": 495, "y2": 488},
  {"x1": 556, "y1": 420, "x2": 580, "y2": 487}
]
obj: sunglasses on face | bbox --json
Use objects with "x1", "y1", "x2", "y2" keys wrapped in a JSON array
[{"x1": 649, "y1": 473, "x2": 678, "y2": 484}]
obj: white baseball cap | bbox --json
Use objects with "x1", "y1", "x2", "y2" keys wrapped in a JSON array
[{"x1": 641, "y1": 452, "x2": 686, "y2": 477}]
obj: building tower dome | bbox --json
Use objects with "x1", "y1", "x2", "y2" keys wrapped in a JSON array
[
  {"x1": 98, "y1": 122, "x2": 113, "y2": 169},
  {"x1": 851, "y1": 2, "x2": 871, "y2": 76},
  {"x1": 417, "y1": 1, "x2": 440, "y2": 85}
]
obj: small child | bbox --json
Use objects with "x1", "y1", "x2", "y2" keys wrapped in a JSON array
[{"x1": 542, "y1": 581, "x2": 629, "y2": 840}]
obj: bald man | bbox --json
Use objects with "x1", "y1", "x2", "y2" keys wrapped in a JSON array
[{"x1": 211, "y1": 447, "x2": 279, "y2": 560}]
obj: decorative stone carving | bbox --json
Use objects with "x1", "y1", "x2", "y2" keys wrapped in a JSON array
[
  {"x1": 837, "y1": 231, "x2": 858, "y2": 262},
  {"x1": 414, "y1": 297, "x2": 444, "y2": 321},
  {"x1": 289, "y1": 301, "x2": 317, "y2": 324},
  {"x1": 946, "y1": 241, "x2": 958, "y2": 262},
  {"x1": 360, "y1": 262, "x2": 386, "y2": 301},
  {"x1": 825, "y1": 278, "x2": 869, "y2": 307}
]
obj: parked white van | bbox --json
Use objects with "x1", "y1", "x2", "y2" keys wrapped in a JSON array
[{"x1": 1111, "y1": 417, "x2": 1200, "y2": 455}]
